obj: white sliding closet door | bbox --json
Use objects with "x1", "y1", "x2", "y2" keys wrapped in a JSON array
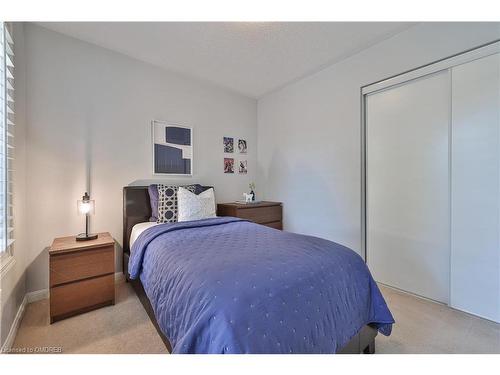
[
  {"x1": 366, "y1": 71, "x2": 451, "y2": 303},
  {"x1": 450, "y1": 53, "x2": 500, "y2": 322}
]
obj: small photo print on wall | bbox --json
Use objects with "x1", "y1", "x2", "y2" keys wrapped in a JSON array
[
  {"x1": 238, "y1": 139, "x2": 247, "y2": 154},
  {"x1": 152, "y1": 120, "x2": 192, "y2": 175},
  {"x1": 223, "y1": 137, "x2": 234, "y2": 153},
  {"x1": 239, "y1": 160, "x2": 248, "y2": 174},
  {"x1": 224, "y1": 158, "x2": 235, "y2": 173}
]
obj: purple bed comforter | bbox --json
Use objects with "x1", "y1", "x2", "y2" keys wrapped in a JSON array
[{"x1": 129, "y1": 217, "x2": 394, "y2": 353}]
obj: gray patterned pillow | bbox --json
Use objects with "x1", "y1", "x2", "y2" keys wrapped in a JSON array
[
  {"x1": 156, "y1": 184, "x2": 198, "y2": 223},
  {"x1": 178, "y1": 187, "x2": 216, "y2": 222}
]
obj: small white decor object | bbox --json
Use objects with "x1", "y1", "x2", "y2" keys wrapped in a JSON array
[
  {"x1": 243, "y1": 193, "x2": 253, "y2": 203},
  {"x1": 177, "y1": 187, "x2": 216, "y2": 222}
]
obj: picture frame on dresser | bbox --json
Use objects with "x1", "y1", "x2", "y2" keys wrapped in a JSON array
[{"x1": 152, "y1": 120, "x2": 193, "y2": 176}]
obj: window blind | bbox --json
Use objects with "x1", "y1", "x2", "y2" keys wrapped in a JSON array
[{"x1": 0, "y1": 22, "x2": 14, "y2": 255}]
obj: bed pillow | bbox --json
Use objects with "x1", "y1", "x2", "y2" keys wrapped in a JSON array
[
  {"x1": 177, "y1": 187, "x2": 216, "y2": 222},
  {"x1": 149, "y1": 184, "x2": 203, "y2": 222},
  {"x1": 156, "y1": 185, "x2": 179, "y2": 223},
  {"x1": 148, "y1": 184, "x2": 160, "y2": 222}
]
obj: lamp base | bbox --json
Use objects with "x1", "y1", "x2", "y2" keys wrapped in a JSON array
[{"x1": 76, "y1": 233, "x2": 98, "y2": 241}]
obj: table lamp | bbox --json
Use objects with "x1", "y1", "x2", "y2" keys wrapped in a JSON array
[{"x1": 76, "y1": 192, "x2": 98, "y2": 241}]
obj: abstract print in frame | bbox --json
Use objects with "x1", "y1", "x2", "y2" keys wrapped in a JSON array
[
  {"x1": 224, "y1": 158, "x2": 234, "y2": 174},
  {"x1": 223, "y1": 137, "x2": 234, "y2": 153},
  {"x1": 152, "y1": 120, "x2": 193, "y2": 175},
  {"x1": 239, "y1": 160, "x2": 247, "y2": 174},
  {"x1": 238, "y1": 139, "x2": 247, "y2": 154}
]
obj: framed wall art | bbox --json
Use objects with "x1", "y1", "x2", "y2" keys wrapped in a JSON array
[
  {"x1": 239, "y1": 160, "x2": 248, "y2": 174},
  {"x1": 223, "y1": 136, "x2": 234, "y2": 153},
  {"x1": 238, "y1": 139, "x2": 247, "y2": 154},
  {"x1": 152, "y1": 120, "x2": 193, "y2": 175},
  {"x1": 224, "y1": 158, "x2": 235, "y2": 173}
]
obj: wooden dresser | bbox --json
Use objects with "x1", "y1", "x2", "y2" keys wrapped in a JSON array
[
  {"x1": 217, "y1": 201, "x2": 283, "y2": 229},
  {"x1": 49, "y1": 232, "x2": 115, "y2": 323}
]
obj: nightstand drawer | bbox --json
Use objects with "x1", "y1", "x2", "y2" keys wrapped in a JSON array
[
  {"x1": 50, "y1": 245, "x2": 114, "y2": 287},
  {"x1": 50, "y1": 274, "x2": 114, "y2": 322},
  {"x1": 237, "y1": 205, "x2": 282, "y2": 223}
]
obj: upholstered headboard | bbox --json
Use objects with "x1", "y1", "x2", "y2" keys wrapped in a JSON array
[
  {"x1": 123, "y1": 186, "x2": 152, "y2": 254},
  {"x1": 122, "y1": 185, "x2": 213, "y2": 254}
]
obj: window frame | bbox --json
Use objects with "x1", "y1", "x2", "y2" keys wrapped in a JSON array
[{"x1": 0, "y1": 21, "x2": 15, "y2": 275}]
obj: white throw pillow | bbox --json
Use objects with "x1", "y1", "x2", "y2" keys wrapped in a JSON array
[{"x1": 177, "y1": 187, "x2": 216, "y2": 222}]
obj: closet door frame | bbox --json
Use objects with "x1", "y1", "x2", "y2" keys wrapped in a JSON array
[{"x1": 360, "y1": 39, "x2": 500, "y2": 262}]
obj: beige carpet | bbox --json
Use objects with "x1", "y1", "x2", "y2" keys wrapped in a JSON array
[
  {"x1": 12, "y1": 280, "x2": 167, "y2": 354},
  {"x1": 11, "y1": 281, "x2": 500, "y2": 354},
  {"x1": 377, "y1": 285, "x2": 499, "y2": 353}
]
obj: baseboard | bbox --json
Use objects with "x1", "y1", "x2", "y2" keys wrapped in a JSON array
[
  {"x1": 378, "y1": 282, "x2": 500, "y2": 324},
  {"x1": 0, "y1": 294, "x2": 27, "y2": 353},
  {"x1": 26, "y1": 288, "x2": 49, "y2": 303}
]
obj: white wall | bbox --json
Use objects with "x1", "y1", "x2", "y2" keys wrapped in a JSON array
[
  {"x1": 23, "y1": 24, "x2": 257, "y2": 293},
  {"x1": 16, "y1": 21, "x2": 500, "y2": 296},
  {"x1": 257, "y1": 22, "x2": 500, "y2": 254}
]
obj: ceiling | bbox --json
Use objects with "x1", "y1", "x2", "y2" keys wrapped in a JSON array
[{"x1": 37, "y1": 22, "x2": 414, "y2": 98}]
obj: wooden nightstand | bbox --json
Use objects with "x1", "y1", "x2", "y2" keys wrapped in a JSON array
[
  {"x1": 49, "y1": 232, "x2": 115, "y2": 323},
  {"x1": 217, "y1": 201, "x2": 283, "y2": 229}
]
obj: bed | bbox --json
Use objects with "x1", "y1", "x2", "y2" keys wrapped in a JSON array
[{"x1": 122, "y1": 186, "x2": 394, "y2": 354}]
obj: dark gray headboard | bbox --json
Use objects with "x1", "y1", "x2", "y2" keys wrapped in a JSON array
[{"x1": 122, "y1": 185, "x2": 213, "y2": 254}]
